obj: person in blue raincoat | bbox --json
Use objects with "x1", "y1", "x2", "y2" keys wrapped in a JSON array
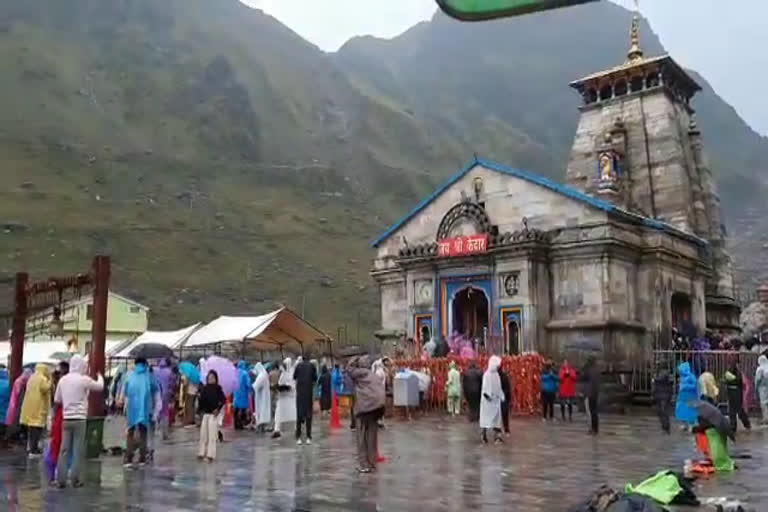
[
  {"x1": 675, "y1": 362, "x2": 698, "y2": 429},
  {"x1": 233, "y1": 361, "x2": 251, "y2": 430},
  {"x1": 0, "y1": 368, "x2": 9, "y2": 444},
  {"x1": 122, "y1": 357, "x2": 158, "y2": 466}
]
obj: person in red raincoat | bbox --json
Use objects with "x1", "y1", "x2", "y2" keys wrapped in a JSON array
[{"x1": 558, "y1": 360, "x2": 577, "y2": 422}]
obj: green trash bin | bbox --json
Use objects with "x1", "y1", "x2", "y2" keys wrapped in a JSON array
[{"x1": 85, "y1": 417, "x2": 105, "y2": 459}]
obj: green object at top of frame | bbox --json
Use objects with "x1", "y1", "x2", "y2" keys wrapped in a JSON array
[{"x1": 436, "y1": 0, "x2": 600, "y2": 21}]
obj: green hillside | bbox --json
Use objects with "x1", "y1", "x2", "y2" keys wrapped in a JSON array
[{"x1": 0, "y1": 0, "x2": 765, "y2": 339}]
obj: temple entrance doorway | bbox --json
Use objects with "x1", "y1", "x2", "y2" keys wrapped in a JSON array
[{"x1": 452, "y1": 287, "x2": 489, "y2": 342}]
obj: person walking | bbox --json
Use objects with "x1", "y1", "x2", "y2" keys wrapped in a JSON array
[
  {"x1": 233, "y1": 361, "x2": 251, "y2": 431},
  {"x1": 20, "y1": 363, "x2": 52, "y2": 457},
  {"x1": 557, "y1": 359, "x2": 577, "y2": 422},
  {"x1": 53, "y1": 355, "x2": 103, "y2": 488},
  {"x1": 122, "y1": 357, "x2": 158, "y2": 467},
  {"x1": 498, "y1": 366, "x2": 511, "y2": 435},
  {"x1": 197, "y1": 370, "x2": 226, "y2": 462},
  {"x1": 674, "y1": 361, "x2": 697, "y2": 431},
  {"x1": 318, "y1": 365, "x2": 332, "y2": 417},
  {"x1": 462, "y1": 362, "x2": 483, "y2": 423},
  {"x1": 540, "y1": 362, "x2": 557, "y2": 421},
  {"x1": 479, "y1": 356, "x2": 504, "y2": 444},
  {"x1": 581, "y1": 357, "x2": 601, "y2": 435},
  {"x1": 755, "y1": 355, "x2": 768, "y2": 425},
  {"x1": 5, "y1": 368, "x2": 32, "y2": 445},
  {"x1": 154, "y1": 359, "x2": 175, "y2": 440},
  {"x1": 293, "y1": 357, "x2": 317, "y2": 445},
  {"x1": 272, "y1": 358, "x2": 296, "y2": 439},
  {"x1": 251, "y1": 363, "x2": 271, "y2": 432},
  {"x1": 724, "y1": 357, "x2": 751, "y2": 432},
  {"x1": 346, "y1": 355, "x2": 385, "y2": 473},
  {"x1": 445, "y1": 361, "x2": 461, "y2": 417},
  {"x1": 651, "y1": 369, "x2": 673, "y2": 434}
]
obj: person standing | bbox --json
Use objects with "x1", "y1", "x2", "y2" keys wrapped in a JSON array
[
  {"x1": 674, "y1": 361, "x2": 697, "y2": 431},
  {"x1": 182, "y1": 375, "x2": 199, "y2": 427},
  {"x1": 755, "y1": 355, "x2": 768, "y2": 425},
  {"x1": 5, "y1": 368, "x2": 32, "y2": 444},
  {"x1": 462, "y1": 362, "x2": 483, "y2": 423},
  {"x1": 498, "y1": 366, "x2": 511, "y2": 435},
  {"x1": 197, "y1": 370, "x2": 225, "y2": 462},
  {"x1": 20, "y1": 363, "x2": 52, "y2": 456},
  {"x1": 293, "y1": 357, "x2": 317, "y2": 445},
  {"x1": 318, "y1": 365, "x2": 332, "y2": 417},
  {"x1": 233, "y1": 361, "x2": 251, "y2": 431},
  {"x1": 122, "y1": 357, "x2": 157, "y2": 467},
  {"x1": 698, "y1": 370, "x2": 719, "y2": 405},
  {"x1": 251, "y1": 363, "x2": 271, "y2": 432},
  {"x1": 445, "y1": 361, "x2": 461, "y2": 417},
  {"x1": 272, "y1": 358, "x2": 296, "y2": 439},
  {"x1": 557, "y1": 359, "x2": 577, "y2": 422},
  {"x1": 581, "y1": 357, "x2": 601, "y2": 435},
  {"x1": 346, "y1": 355, "x2": 385, "y2": 473},
  {"x1": 154, "y1": 359, "x2": 175, "y2": 440},
  {"x1": 53, "y1": 355, "x2": 103, "y2": 488},
  {"x1": 540, "y1": 362, "x2": 557, "y2": 421},
  {"x1": 479, "y1": 356, "x2": 504, "y2": 444},
  {"x1": 724, "y1": 357, "x2": 751, "y2": 432},
  {"x1": 0, "y1": 368, "x2": 9, "y2": 446},
  {"x1": 651, "y1": 369, "x2": 673, "y2": 434}
]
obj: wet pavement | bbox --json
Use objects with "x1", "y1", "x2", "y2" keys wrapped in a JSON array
[{"x1": 1, "y1": 413, "x2": 767, "y2": 511}]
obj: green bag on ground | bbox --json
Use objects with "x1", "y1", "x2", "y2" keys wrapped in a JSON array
[
  {"x1": 624, "y1": 470, "x2": 681, "y2": 505},
  {"x1": 705, "y1": 428, "x2": 735, "y2": 472}
]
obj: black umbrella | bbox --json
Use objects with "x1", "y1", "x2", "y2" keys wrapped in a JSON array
[
  {"x1": 692, "y1": 399, "x2": 734, "y2": 441},
  {"x1": 128, "y1": 343, "x2": 174, "y2": 360}
]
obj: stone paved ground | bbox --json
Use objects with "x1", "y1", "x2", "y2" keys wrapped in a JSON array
[{"x1": 1, "y1": 413, "x2": 766, "y2": 511}]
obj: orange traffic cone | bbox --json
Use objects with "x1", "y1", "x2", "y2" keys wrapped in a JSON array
[{"x1": 329, "y1": 392, "x2": 341, "y2": 429}]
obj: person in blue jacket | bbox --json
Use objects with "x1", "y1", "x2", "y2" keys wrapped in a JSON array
[
  {"x1": 0, "y1": 368, "x2": 9, "y2": 444},
  {"x1": 233, "y1": 361, "x2": 251, "y2": 430},
  {"x1": 123, "y1": 358, "x2": 158, "y2": 467},
  {"x1": 540, "y1": 362, "x2": 558, "y2": 421},
  {"x1": 675, "y1": 361, "x2": 698, "y2": 429}
]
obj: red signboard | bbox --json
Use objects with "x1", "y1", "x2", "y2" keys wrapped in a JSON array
[{"x1": 437, "y1": 234, "x2": 489, "y2": 257}]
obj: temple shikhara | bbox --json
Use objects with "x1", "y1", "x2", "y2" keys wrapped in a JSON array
[{"x1": 370, "y1": 15, "x2": 739, "y2": 367}]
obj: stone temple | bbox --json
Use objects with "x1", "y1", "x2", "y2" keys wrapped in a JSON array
[{"x1": 370, "y1": 16, "x2": 739, "y2": 367}]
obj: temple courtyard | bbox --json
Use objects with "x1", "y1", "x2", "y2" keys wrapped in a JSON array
[{"x1": 1, "y1": 414, "x2": 766, "y2": 511}]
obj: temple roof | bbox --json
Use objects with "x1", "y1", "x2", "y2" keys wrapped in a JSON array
[{"x1": 370, "y1": 156, "x2": 707, "y2": 248}]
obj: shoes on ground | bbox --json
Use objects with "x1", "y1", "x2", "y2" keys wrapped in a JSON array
[{"x1": 296, "y1": 439, "x2": 303, "y2": 445}]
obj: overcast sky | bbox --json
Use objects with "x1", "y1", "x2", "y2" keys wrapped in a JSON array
[{"x1": 243, "y1": 0, "x2": 767, "y2": 136}]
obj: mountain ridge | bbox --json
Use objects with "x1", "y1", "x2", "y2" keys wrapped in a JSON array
[{"x1": 0, "y1": 0, "x2": 765, "y2": 339}]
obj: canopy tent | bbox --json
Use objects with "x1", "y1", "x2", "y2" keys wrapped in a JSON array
[
  {"x1": 0, "y1": 339, "x2": 123, "y2": 366},
  {"x1": 183, "y1": 308, "x2": 331, "y2": 354},
  {"x1": 113, "y1": 322, "x2": 202, "y2": 359}
]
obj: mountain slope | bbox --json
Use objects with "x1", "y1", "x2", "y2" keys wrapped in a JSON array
[{"x1": 0, "y1": 0, "x2": 765, "y2": 339}]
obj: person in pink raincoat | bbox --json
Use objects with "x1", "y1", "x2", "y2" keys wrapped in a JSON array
[{"x1": 5, "y1": 368, "x2": 32, "y2": 442}]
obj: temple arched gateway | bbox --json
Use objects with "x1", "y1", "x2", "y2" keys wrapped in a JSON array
[{"x1": 369, "y1": 16, "x2": 739, "y2": 368}]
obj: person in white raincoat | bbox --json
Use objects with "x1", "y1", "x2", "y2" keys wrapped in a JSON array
[
  {"x1": 271, "y1": 358, "x2": 296, "y2": 439},
  {"x1": 252, "y1": 363, "x2": 271, "y2": 432},
  {"x1": 479, "y1": 356, "x2": 504, "y2": 444},
  {"x1": 755, "y1": 355, "x2": 768, "y2": 424}
]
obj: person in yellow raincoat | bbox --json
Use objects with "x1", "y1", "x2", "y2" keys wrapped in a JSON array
[{"x1": 20, "y1": 364, "x2": 52, "y2": 456}]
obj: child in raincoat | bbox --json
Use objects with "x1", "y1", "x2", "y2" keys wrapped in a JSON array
[
  {"x1": 20, "y1": 364, "x2": 52, "y2": 456},
  {"x1": 674, "y1": 362, "x2": 697, "y2": 429},
  {"x1": 755, "y1": 355, "x2": 768, "y2": 425},
  {"x1": 445, "y1": 361, "x2": 461, "y2": 416}
]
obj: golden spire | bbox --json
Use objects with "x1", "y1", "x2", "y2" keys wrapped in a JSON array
[{"x1": 626, "y1": 1, "x2": 644, "y2": 63}]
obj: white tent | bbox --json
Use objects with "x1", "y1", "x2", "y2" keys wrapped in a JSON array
[
  {"x1": 0, "y1": 339, "x2": 124, "y2": 366},
  {"x1": 113, "y1": 323, "x2": 202, "y2": 358},
  {"x1": 183, "y1": 308, "x2": 330, "y2": 354}
]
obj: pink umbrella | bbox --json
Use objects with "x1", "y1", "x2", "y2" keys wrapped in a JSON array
[{"x1": 202, "y1": 356, "x2": 238, "y2": 395}]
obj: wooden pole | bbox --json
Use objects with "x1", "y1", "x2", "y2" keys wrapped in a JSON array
[
  {"x1": 9, "y1": 272, "x2": 28, "y2": 385},
  {"x1": 88, "y1": 255, "x2": 110, "y2": 417}
]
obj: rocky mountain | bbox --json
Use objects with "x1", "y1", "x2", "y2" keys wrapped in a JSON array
[{"x1": 0, "y1": 0, "x2": 765, "y2": 338}]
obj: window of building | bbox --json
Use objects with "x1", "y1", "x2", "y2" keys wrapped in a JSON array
[
  {"x1": 130, "y1": 306, "x2": 141, "y2": 314},
  {"x1": 86, "y1": 304, "x2": 93, "y2": 320}
]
